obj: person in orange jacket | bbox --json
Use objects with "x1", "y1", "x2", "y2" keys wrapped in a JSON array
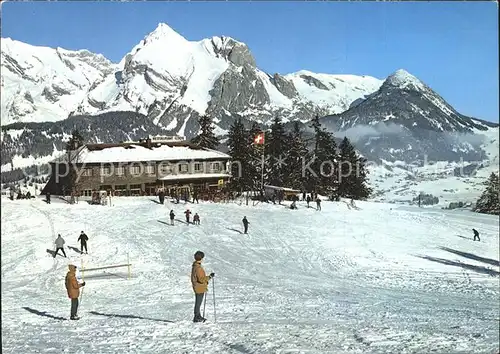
[
  {"x1": 191, "y1": 251, "x2": 214, "y2": 322},
  {"x1": 65, "y1": 264, "x2": 86, "y2": 320}
]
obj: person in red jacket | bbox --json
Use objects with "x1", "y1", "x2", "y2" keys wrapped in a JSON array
[
  {"x1": 65, "y1": 264, "x2": 85, "y2": 320},
  {"x1": 191, "y1": 251, "x2": 214, "y2": 322}
]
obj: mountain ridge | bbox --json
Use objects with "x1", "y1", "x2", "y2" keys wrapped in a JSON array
[{"x1": 1, "y1": 23, "x2": 498, "y2": 175}]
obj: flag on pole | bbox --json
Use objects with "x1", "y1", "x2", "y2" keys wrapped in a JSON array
[{"x1": 254, "y1": 133, "x2": 265, "y2": 145}]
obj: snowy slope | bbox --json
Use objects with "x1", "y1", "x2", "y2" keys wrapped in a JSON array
[
  {"x1": 285, "y1": 70, "x2": 383, "y2": 113},
  {"x1": 1, "y1": 38, "x2": 114, "y2": 125},
  {"x1": 2, "y1": 197, "x2": 499, "y2": 353}
]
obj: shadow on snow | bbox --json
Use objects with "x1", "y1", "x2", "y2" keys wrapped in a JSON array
[
  {"x1": 22, "y1": 307, "x2": 66, "y2": 321},
  {"x1": 417, "y1": 255, "x2": 499, "y2": 277},
  {"x1": 439, "y1": 247, "x2": 500, "y2": 267},
  {"x1": 226, "y1": 227, "x2": 243, "y2": 234}
]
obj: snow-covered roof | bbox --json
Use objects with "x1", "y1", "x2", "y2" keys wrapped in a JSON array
[
  {"x1": 158, "y1": 173, "x2": 231, "y2": 181},
  {"x1": 264, "y1": 185, "x2": 301, "y2": 193},
  {"x1": 67, "y1": 143, "x2": 230, "y2": 164}
]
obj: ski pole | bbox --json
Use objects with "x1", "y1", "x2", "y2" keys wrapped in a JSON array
[
  {"x1": 80, "y1": 286, "x2": 84, "y2": 306},
  {"x1": 202, "y1": 291, "x2": 207, "y2": 319},
  {"x1": 212, "y1": 277, "x2": 216, "y2": 323}
]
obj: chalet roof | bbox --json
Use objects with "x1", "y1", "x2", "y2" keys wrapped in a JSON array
[
  {"x1": 55, "y1": 142, "x2": 230, "y2": 164},
  {"x1": 158, "y1": 173, "x2": 231, "y2": 181}
]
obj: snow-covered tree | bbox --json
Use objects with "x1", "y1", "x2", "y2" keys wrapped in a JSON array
[
  {"x1": 474, "y1": 172, "x2": 499, "y2": 215},
  {"x1": 191, "y1": 115, "x2": 220, "y2": 149}
]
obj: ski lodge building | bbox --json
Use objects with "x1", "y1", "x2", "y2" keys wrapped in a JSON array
[{"x1": 42, "y1": 136, "x2": 232, "y2": 198}]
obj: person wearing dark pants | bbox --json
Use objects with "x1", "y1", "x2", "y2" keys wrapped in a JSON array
[
  {"x1": 242, "y1": 216, "x2": 250, "y2": 234},
  {"x1": 65, "y1": 264, "x2": 85, "y2": 320},
  {"x1": 78, "y1": 231, "x2": 89, "y2": 254},
  {"x1": 54, "y1": 234, "x2": 67, "y2": 258},
  {"x1": 191, "y1": 251, "x2": 214, "y2": 322},
  {"x1": 316, "y1": 197, "x2": 322, "y2": 211},
  {"x1": 169, "y1": 210, "x2": 175, "y2": 225},
  {"x1": 472, "y1": 228, "x2": 480, "y2": 241}
]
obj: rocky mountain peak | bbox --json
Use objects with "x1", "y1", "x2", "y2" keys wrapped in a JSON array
[
  {"x1": 208, "y1": 36, "x2": 256, "y2": 67},
  {"x1": 383, "y1": 69, "x2": 425, "y2": 91}
]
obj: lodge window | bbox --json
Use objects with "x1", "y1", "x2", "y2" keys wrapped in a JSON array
[
  {"x1": 179, "y1": 163, "x2": 189, "y2": 174},
  {"x1": 100, "y1": 166, "x2": 111, "y2": 175},
  {"x1": 145, "y1": 165, "x2": 155, "y2": 175},
  {"x1": 83, "y1": 189, "x2": 92, "y2": 197},
  {"x1": 194, "y1": 162, "x2": 203, "y2": 173},
  {"x1": 115, "y1": 185, "x2": 127, "y2": 191},
  {"x1": 116, "y1": 166, "x2": 125, "y2": 176},
  {"x1": 209, "y1": 162, "x2": 221, "y2": 172},
  {"x1": 129, "y1": 165, "x2": 141, "y2": 175},
  {"x1": 81, "y1": 168, "x2": 93, "y2": 176},
  {"x1": 160, "y1": 163, "x2": 173, "y2": 175}
]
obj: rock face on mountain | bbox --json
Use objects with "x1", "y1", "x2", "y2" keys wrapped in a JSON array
[{"x1": 320, "y1": 69, "x2": 498, "y2": 162}]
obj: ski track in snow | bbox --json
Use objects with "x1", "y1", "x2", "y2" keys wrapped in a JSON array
[{"x1": 1, "y1": 197, "x2": 499, "y2": 353}]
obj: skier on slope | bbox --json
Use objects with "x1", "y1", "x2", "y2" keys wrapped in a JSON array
[
  {"x1": 184, "y1": 209, "x2": 192, "y2": 224},
  {"x1": 78, "y1": 231, "x2": 89, "y2": 254},
  {"x1": 169, "y1": 210, "x2": 175, "y2": 225},
  {"x1": 193, "y1": 213, "x2": 200, "y2": 225},
  {"x1": 306, "y1": 195, "x2": 311, "y2": 208},
  {"x1": 191, "y1": 251, "x2": 214, "y2": 323},
  {"x1": 242, "y1": 216, "x2": 250, "y2": 234},
  {"x1": 54, "y1": 234, "x2": 67, "y2": 258},
  {"x1": 158, "y1": 189, "x2": 165, "y2": 204},
  {"x1": 65, "y1": 264, "x2": 86, "y2": 320},
  {"x1": 316, "y1": 197, "x2": 322, "y2": 211},
  {"x1": 472, "y1": 228, "x2": 480, "y2": 242}
]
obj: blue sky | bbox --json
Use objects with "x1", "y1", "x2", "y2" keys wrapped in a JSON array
[{"x1": 2, "y1": 1, "x2": 498, "y2": 122}]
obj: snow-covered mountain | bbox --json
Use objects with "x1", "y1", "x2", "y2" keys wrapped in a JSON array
[
  {"x1": 1, "y1": 23, "x2": 382, "y2": 130},
  {"x1": 1, "y1": 38, "x2": 115, "y2": 125},
  {"x1": 1, "y1": 22, "x2": 498, "y2": 203},
  {"x1": 320, "y1": 69, "x2": 499, "y2": 163}
]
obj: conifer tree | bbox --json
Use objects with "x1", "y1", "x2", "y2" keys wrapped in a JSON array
[
  {"x1": 65, "y1": 130, "x2": 85, "y2": 152},
  {"x1": 285, "y1": 121, "x2": 308, "y2": 190},
  {"x1": 306, "y1": 115, "x2": 339, "y2": 198},
  {"x1": 191, "y1": 115, "x2": 220, "y2": 149},
  {"x1": 338, "y1": 137, "x2": 372, "y2": 199},
  {"x1": 227, "y1": 119, "x2": 248, "y2": 192},
  {"x1": 265, "y1": 116, "x2": 288, "y2": 186},
  {"x1": 474, "y1": 172, "x2": 499, "y2": 215},
  {"x1": 248, "y1": 122, "x2": 264, "y2": 191}
]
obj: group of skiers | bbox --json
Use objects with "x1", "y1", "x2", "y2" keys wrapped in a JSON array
[
  {"x1": 168, "y1": 209, "x2": 201, "y2": 225},
  {"x1": 53, "y1": 193, "x2": 485, "y2": 322},
  {"x1": 53, "y1": 231, "x2": 89, "y2": 258},
  {"x1": 158, "y1": 189, "x2": 199, "y2": 205},
  {"x1": 167, "y1": 209, "x2": 249, "y2": 234},
  {"x1": 9, "y1": 189, "x2": 34, "y2": 200}
]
